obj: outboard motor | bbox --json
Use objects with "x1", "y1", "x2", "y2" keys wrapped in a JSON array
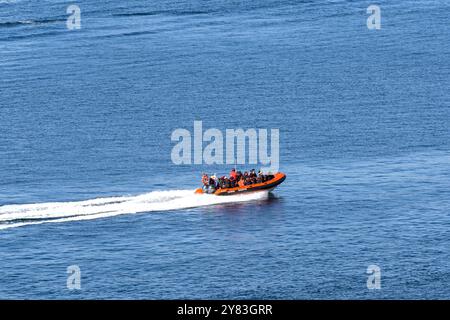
[{"x1": 208, "y1": 185, "x2": 216, "y2": 194}]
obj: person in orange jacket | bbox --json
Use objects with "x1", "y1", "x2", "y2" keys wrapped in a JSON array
[{"x1": 230, "y1": 168, "x2": 237, "y2": 180}]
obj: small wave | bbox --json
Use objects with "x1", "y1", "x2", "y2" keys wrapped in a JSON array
[
  {"x1": 0, "y1": 30, "x2": 62, "y2": 42},
  {"x1": 0, "y1": 17, "x2": 66, "y2": 29},
  {"x1": 0, "y1": 0, "x2": 19, "y2": 4},
  {"x1": 112, "y1": 10, "x2": 211, "y2": 18},
  {"x1": 0, "y1": 189, "x2": 269, "y2": 230}
]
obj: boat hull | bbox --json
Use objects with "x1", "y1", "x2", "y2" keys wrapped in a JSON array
[{"x1": 195, "y1": 172, "x2": 286, "y2": 196}]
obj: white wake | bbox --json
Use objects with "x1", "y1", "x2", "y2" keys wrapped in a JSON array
[{"x1": 0, "y1": 190, "x2": 269, "y2": 230}]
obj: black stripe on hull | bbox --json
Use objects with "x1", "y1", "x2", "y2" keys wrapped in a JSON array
[{"x1": 216, "y1": 175, "x2": 286, "y2": 196}]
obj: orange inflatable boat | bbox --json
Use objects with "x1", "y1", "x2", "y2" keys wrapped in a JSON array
[{"x1": 195, "y1": 172, "x2": 286, "y2": 196}]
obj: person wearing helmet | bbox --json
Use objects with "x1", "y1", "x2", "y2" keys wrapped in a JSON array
[{"x1": 209, "y1": 175, "x2": 216, "y2": 187}]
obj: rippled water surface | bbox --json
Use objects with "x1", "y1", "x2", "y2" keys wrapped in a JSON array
[{"x1": 0, "y1": 0, "x2": 449, "y2": 299}]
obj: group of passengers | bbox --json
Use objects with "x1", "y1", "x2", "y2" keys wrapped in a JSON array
[{"x1": 202, "y1": 169, "x2": 275, "y2": 191}]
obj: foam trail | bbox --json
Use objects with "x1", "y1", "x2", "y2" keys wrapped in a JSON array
[{"x1": 0, "y1": 190, "x2": 269, "y2": 230}]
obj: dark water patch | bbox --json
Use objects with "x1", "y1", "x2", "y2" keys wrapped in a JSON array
[
  {"x1": 0, "y1": 30, "x2": 63, "y2": 42},
  {"x1": 112, "y1": 10, "x2": 211, "y2": 18},
  {"x1": 0, "y1": 17, "x2": 66, "y2": 29}
]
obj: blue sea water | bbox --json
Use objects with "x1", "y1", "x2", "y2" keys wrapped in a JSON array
[{"x1": 0, "y1": 0, "x2": 449, "y2": 299}]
